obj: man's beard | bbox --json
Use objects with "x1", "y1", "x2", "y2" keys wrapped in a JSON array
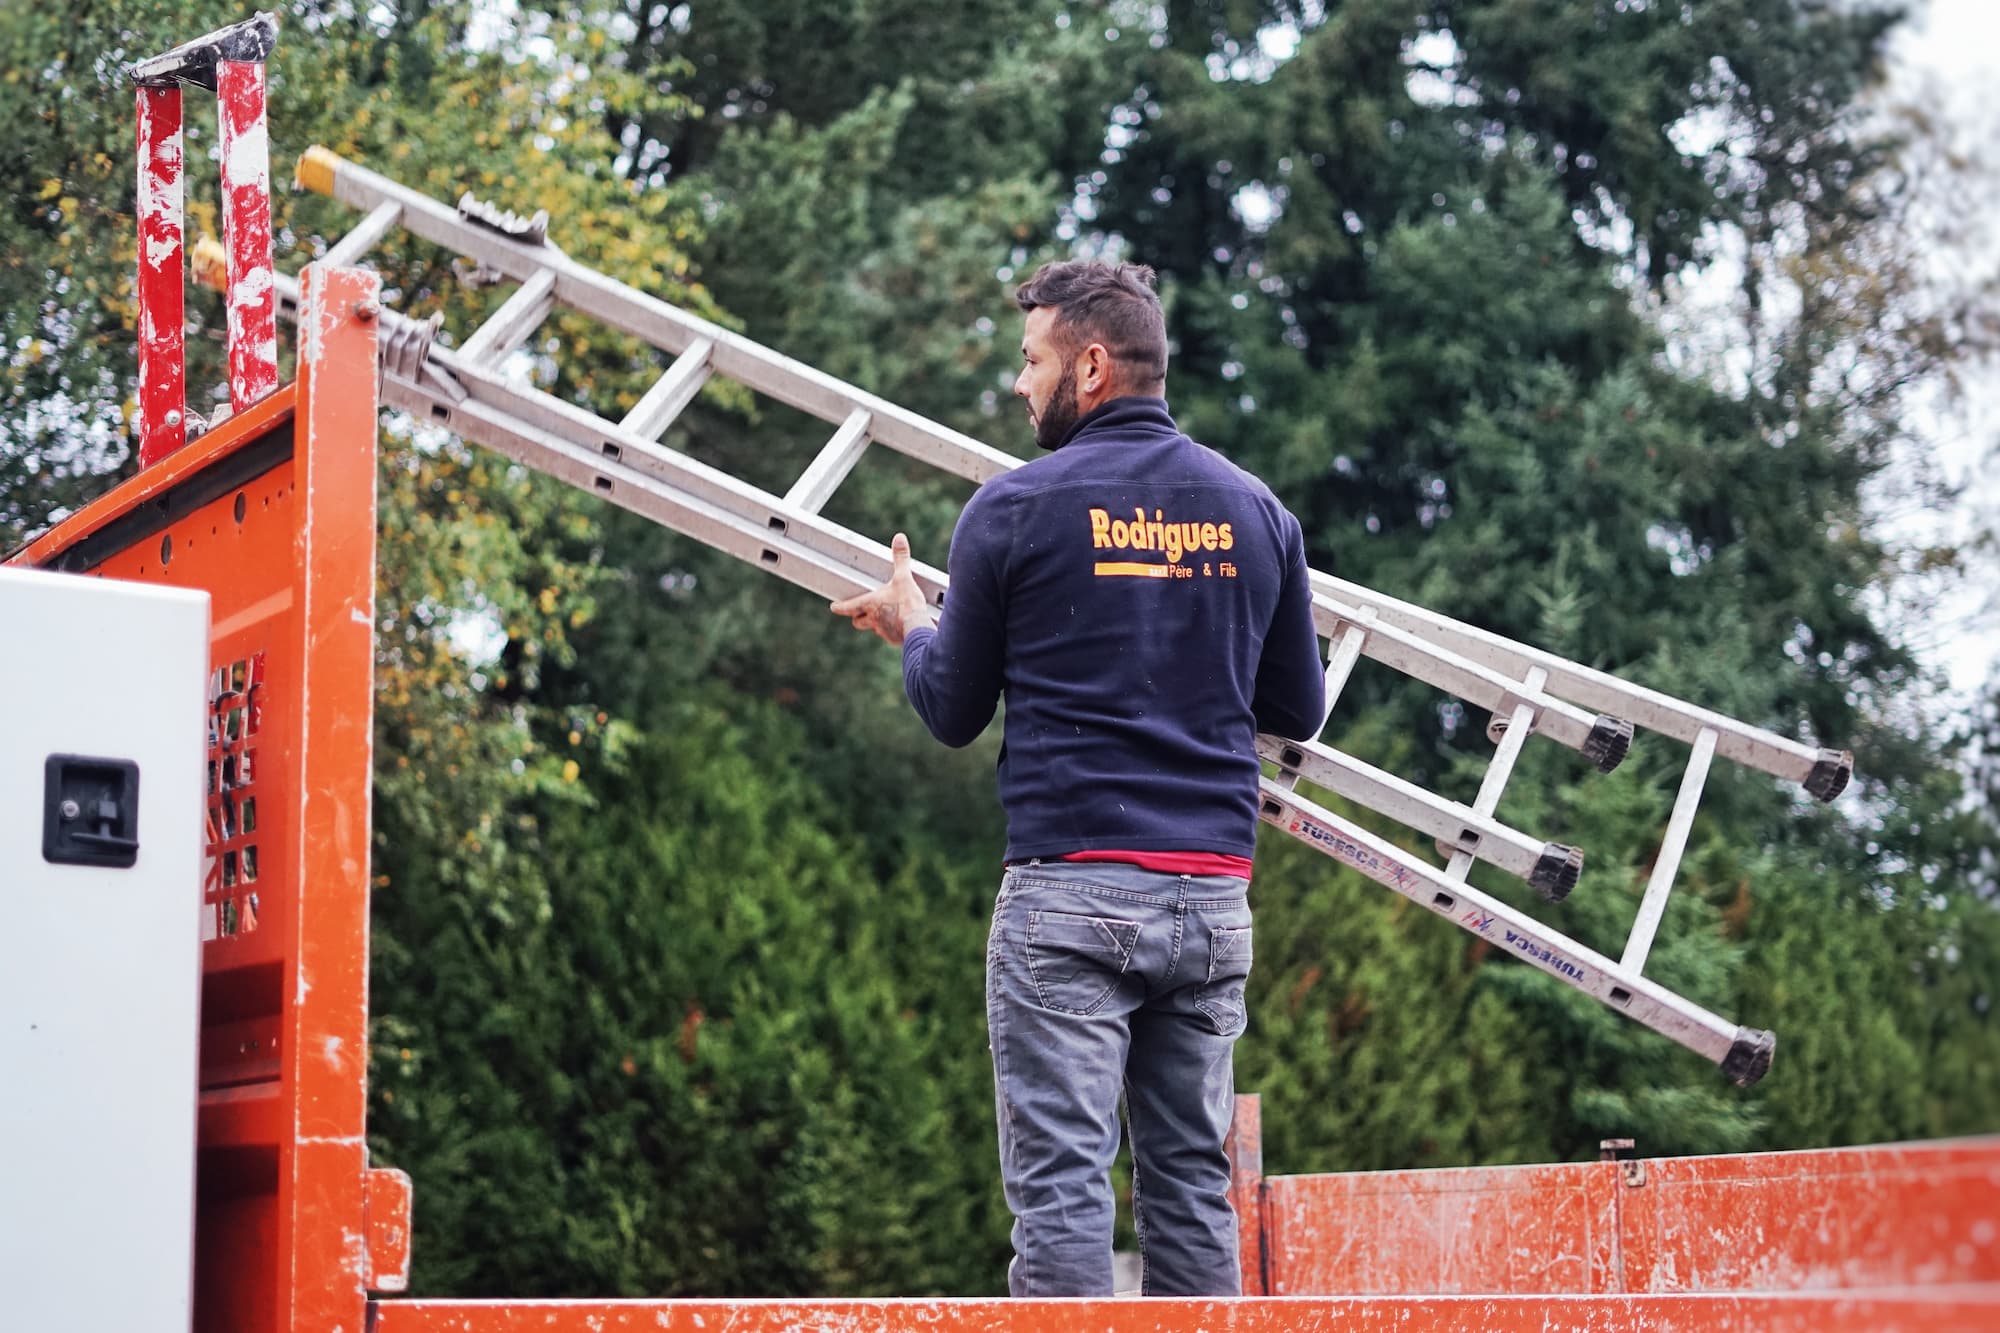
[{"x1": 1031, "y1": 363, "x2": 1080, "y2": 451}]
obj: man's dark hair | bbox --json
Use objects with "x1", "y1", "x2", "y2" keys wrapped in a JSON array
[{"x1": 1014, "y1": 260, "x2": 1168, "y2": 388}]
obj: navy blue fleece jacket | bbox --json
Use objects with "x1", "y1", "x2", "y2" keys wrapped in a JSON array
[{"x1": 901, "y1": 396, "x2": 1324, "y2": 862}]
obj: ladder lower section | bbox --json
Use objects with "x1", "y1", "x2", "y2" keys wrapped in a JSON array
[{"x1": 277, "y1": 147, "x2": 1861, "y2": 1084}]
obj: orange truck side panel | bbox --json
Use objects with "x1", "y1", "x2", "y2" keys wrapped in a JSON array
[
  {"x1": 1264, "y1": 1137, "x2": 2000, "y2": 1298},
  {"x1": 9, "y1": 263, "x2": 382, "y2": 1333},
  {"x1": 369, "y1": 1289, "x2": 2000, "y2": 1333}
]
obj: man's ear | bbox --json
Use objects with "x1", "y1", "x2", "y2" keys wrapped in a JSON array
[{"x1": 1080, "y1": 341, "x2": 1114, "y2": 395}]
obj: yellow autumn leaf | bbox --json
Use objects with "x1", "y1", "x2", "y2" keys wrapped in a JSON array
[
  {"x1": 39, "y1": 178, "x2": 61, "y2": 199},
  {"x1": 561, "y1": 759, "x2": 580, "y2": 783}
]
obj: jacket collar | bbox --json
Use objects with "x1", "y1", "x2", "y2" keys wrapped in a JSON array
[{"x1": 1055, "y1": 395, "x2": 1179, "y2": 450}]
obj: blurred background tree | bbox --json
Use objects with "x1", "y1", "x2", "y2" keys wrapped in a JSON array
[{"x1": 3, "y1": 0, "x2": 1994, "y2": 1299}]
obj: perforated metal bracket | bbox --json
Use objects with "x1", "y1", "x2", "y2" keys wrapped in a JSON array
[{"x1": 457, "y1": 193, "x2": 549, "y2": 245}]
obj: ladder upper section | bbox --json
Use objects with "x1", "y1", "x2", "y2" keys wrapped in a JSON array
[{"x1": 291, "y1": 145, "x2": 1849, "y2": 802}]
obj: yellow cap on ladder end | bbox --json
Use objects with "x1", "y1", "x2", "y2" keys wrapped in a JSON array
[{"x1": 296, "y1": 145, "x2": 341, "y2": 198}]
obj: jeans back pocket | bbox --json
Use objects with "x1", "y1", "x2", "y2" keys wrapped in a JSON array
[
  {"x1": 1195, "y1": 924, "x2": 1253, "y2": 1037},
  {"x1": 1024, "y1": 910, "x2": 1141, "y2": 1015}
]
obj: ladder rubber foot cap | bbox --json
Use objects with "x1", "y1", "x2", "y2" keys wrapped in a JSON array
[
  {"x1": 1804, "y1": 748, "x2": 1853, "y2": 803},
  {"x1": 1722, "y1": 1027, "x2": 1776, "y2": 1087},
  {"x1": 1530, "y1": 843, "x2": 1583, "y2": 902},
  {"x1": 1584, "y1": 715, "x2": 1634, "y2": 773}
]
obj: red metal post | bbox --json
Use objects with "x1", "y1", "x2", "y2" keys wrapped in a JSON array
[
  {"x1": 135, "y1": 82, "x2": 186, "y2": 466},
  {"x1": 217, "y1": 58, "x2": 279, "y2": 409},
  {"x1": 1225, "y1": 1093, "x2": 1267, "y2": 1296}
]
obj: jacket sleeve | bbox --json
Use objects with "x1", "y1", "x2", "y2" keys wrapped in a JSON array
[
  {"x1": 902, "y1": 489, "x2": 1010, "y2": 747},
  {"x1": 1251, "y1": 511, "x2": 1326, "y2": 741}
]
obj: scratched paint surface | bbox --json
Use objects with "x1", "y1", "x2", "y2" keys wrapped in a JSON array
[
  {"x1": 368, "y1": 1288, "x2": 2000, "y2": 1333},
  {"x1": 12, "y1": 266, "x2": 385, "y2": 1333},
  {"x1": 217, "y1": 59, "x2": 279, "y2": 407},
  {"x1": 1264, "y1": 1138, "x2": 2000, "y2": 1298},
  {"x1": 135, "y1": 82, "x2": 186, "y2": 466}
]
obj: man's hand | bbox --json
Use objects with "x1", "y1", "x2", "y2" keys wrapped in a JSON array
[{"x1": 830, "y1": 532, "x2": 937, "y2": 646}]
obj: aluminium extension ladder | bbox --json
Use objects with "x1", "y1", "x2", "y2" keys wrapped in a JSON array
[{"x1": 259, "y1": 145, "x2": 1850, "y2": 1088}]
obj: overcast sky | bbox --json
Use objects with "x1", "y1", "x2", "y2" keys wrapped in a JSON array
[{"x1": 1888, "y1": 0, "x2": 2000, "y2": 701}]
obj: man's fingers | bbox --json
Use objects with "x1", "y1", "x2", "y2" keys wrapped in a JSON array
[{"x1": 891, "y1": 532, "x2": 912, "y2": 582}]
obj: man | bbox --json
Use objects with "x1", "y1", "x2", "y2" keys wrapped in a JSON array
[{"x1": 831, "y1": 259, "x2": 1324, "y2": 1297}]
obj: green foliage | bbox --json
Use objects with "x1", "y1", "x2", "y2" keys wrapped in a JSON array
[{"x1": 5, "y1": 0, "x2": 1997, "y2": 1304}]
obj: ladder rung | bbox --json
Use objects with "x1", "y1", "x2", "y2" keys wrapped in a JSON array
[
  {"x1": 321, "y1": 200, "x2": 402, "y2": 270},
  {"x1": 387, "y1": 370, "x2": 930, "y2": 608},
  {"x1": 1621, "y1": 726, "x2": 1718, "y2": 974},
  {"x1": 457, "y1": 268, "x2": 555, "y2": 366},
  {"x1": 1262, "y1": 733, "x2": 1579, "y2": 898},
  {"x1": 401, "y1": 331, "x2": 947, "y2": 609},
  {"x1": 1445, "y1": 667, "x2": 1546, "y2": 888},
  {"x1": 299, "y1": 148, "x2": 1020, "y2": 486},
  {"x1": 1314, "y1": 571, "x2": 1845, "y2": 795},
  {"x1": 618, "y1": 336, "x2": 714, "y2": 442},
  {"x1": 1314, "y1": 594, "x2": 1628, "y2": 769},
  {"x1": 784, "y1": 408, "x2": 873, "y2": 515}
]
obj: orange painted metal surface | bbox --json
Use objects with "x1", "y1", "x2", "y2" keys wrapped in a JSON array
[
  {"x1": 365, "y1": 1167, "x2": 416, "y2": 1294},
  {"x1": 1263, "y1": 1137, "x2": 2000, "y2": 1298},
  {"x1": 15, "y1": 210, "x2": 1998, "y2": 1332},
  {"x1": 1224, "y1": 1093, "x2": 1266, "y2": 1296},
  {"x1": 368, "y1": 1289, "x2": 2000, "y2": 1332},
  {"x1": 8, "y1": 262, "x2": 382, "y2": 1333}
]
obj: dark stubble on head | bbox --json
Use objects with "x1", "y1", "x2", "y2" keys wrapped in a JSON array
[{"x1": 1032, "y1": 361, "x2": 1080, "y2": 452}]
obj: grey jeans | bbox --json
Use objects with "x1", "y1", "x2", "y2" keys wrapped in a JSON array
[{"x1": 985, "y1": 860, "x2": 1252, "y2": 1297}]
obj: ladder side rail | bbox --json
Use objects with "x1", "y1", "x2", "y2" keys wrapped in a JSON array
[
  {"x1": 1259, "y1": 733, "x2": 1578, "y2": 894},
  {"x1": 1316, "y1": 572, "x2": 1850, "y2": 797},
  {"x1": 1312, "y1": 596, "x2": 1630, "y2": 769},
  {"x1": 409, "y1": 338, "x2": 950, "y2": 603},
  {"x1": 299, "y1": 149, "x2": 1019, "y2": 486},
  {"x1": 383, "y1": 372, "x2": 908, "y2": 607},
  {"x1": 295, "y1": 148, "x2": 1850, "y2": 805},
  {"x1": 304, "y1": 289, "x2": 1772, "y2": 1085},
  {"x1": 1257, "y1": 781, "x2": 1773, "y2": 1085},
  {"x1": 1620, "y1": 726, "x2": 1718, "y2": 974},
  {"x1": 274, "y1": 271, "x2": 905, "y2": 605}
]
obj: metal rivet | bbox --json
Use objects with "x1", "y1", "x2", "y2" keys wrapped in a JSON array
[
  {"x1": 353, "y1": 299, "x2": 380, "y2": 321},
  {"x1": 164, "y1": 409, "x2": 183, "y2": 427},
  {"x1": 59, "y1": 799, "x2": 80, "y2": 821}
]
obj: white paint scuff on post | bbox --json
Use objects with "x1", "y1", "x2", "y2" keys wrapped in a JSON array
[
  {"x1": 134, "y1": 83, "x2": 187, "y2": 466},
  {"x1": 217, "y1": 58, "x2": 279, "y2": 406}
]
